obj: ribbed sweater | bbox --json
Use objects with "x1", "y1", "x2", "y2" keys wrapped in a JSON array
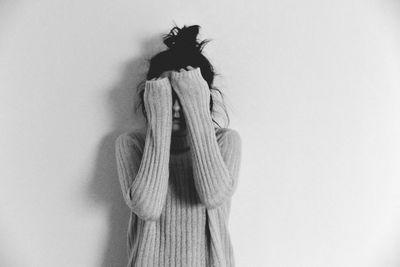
[{"x1": 115, "y1": 67, "x2": 242, "y2": 267}]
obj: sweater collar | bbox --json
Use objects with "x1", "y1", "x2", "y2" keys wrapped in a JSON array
[{"x1": 170, "y1": 129, "x2": 190, "y2": 154}]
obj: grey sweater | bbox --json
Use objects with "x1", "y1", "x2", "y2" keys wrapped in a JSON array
[{"x1": 115, "y1": 68, "x2": 242, "y2": 267}]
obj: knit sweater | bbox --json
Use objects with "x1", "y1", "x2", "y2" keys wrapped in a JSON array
[{"x1": 115, "y1": 67, "x2": 242, "y2": 267}]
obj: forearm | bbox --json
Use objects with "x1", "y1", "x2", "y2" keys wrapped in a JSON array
[
  {"x1": 187, "y1": 120, "x2": 234, "y2": 209},
  {"x1": 171, "y1": 68, "x2": 238, "y2": 209},
  {"x1": 115, "y1": 78, "x2": 172, "y2": 220}
]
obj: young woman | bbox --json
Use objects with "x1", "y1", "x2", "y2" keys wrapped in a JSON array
[{"x1": 115, "y1": 24, "x2": 242, "y2": 267}]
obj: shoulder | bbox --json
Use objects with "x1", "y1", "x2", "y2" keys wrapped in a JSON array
[
  {"x1": 115, "y1": 130, "x2": 146, "y2": 152},
  {"x1": 215, "y1": 127, "x2": 241, "y2": 140},
  {"x1": 215, "y1": 127, "x2": 242, "y2": 147}
]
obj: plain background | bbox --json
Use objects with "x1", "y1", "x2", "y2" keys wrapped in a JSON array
[{"x1": 1, "y1": 0, "x2": 400, "y2": 266}]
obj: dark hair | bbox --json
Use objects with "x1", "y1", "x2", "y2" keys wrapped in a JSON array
[{"x1": 135, "y1": 23, "x2": 230, "y2": 128}]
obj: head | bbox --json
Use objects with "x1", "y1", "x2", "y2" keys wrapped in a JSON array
[{"x1": 135, "y1": 24, "x2": 230, "y2": 132}]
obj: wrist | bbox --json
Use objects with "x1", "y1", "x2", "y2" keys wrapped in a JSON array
[
  {"x1": 144, "y1": 77, "x2": 172, "y2": 122},
  {"x1": 144, "y1": 77, "x2": 172, "y2": 104},
  {"x1": 145, "y1": 76, "x2": 171, "y2": 91}
]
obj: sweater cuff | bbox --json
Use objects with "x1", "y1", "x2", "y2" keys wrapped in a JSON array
[
  {"x1": 145, "y1": 77, "x2": 171, "y2": 91},
  {"x1": 143, "y1": 77, "x2": 172, "y2": 126},
  {"x1": 144, "y1": 76, "x2": 172, "y2": 108}
]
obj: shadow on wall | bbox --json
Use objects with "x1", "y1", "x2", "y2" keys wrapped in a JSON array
[{"x1": 86, "y1": 34, "x2": 163, "y2": 267}]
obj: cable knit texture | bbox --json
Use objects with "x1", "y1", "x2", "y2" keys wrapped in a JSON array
[{"x1": 115, "y1": 68, "x2": 242, "y2": 267}]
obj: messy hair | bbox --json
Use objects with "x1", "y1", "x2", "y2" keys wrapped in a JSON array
[{"x1": 135, "y1": 24, "x2": 230, "y2": 128}]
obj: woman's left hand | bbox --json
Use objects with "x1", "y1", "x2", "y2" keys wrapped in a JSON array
[{"x1": 170, "y1": 65, "x2": 210, "y2": 109}]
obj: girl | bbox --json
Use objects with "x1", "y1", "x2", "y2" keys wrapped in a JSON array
[{"x1": 115, "y1": 24, "x2": 242, "y2": 267}]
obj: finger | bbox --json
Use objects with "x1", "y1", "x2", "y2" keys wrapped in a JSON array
[
  {"x1": 179, "y1": 68, "x2": 185, "y2": 72},
  {"x1": 187, "y1": 66, "x2": 194, "y2": 70},
  {"x1": 160, "y1": 71, "x2": 169, "y2": 79}
]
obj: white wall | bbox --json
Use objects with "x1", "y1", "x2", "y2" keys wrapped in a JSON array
[{"x1": 1, "y1": 0, "x2": 400, "y2": 266}]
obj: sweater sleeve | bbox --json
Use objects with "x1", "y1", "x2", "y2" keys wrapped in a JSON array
[
  {"x1": 115, "y1": 77, "x2": 173, "y2": 221},
  {"x1": 170, "y1": 68, "x2": 242, "y2": 209}
]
